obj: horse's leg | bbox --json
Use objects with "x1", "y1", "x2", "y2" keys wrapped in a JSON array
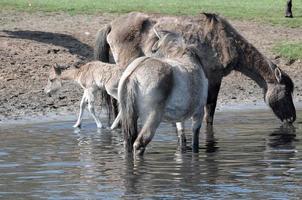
[
  {"x1": 105, "y1": 83, "x2": 120, "y2": 128},
  {"x1": 73, "y1": 93, "x2": 88, "y2": 128},
  {"x1": 192, "y1": 110, "x2": 204, "y2": 153},
  {"x1": 204, "y1": 80, "x2": 222, "y2": 126},
  {"x1": 87, "y1": 90, "x2": 103, "y2": 128},
  {"x1": 176, "y1": 122, "x2": 187, "y2": 151},
  {"x1": 112, "y1": 98, "x2": 119, "y2": 118},
  {"x1": 133, "y1": 109, "x2": 164, "y2": 156},
  {"x1": 110, "y1": 111, "x2": 121, "y2": 130}
]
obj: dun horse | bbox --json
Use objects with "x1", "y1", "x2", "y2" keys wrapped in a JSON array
[
  {"x1": 44, "y1": 62, "x2": 123, "y2": 128},
  {"x1": 95, "y1": 12, "x2": 296, "y2": 127},
  {"x1": 118, "y1": 30, "x2": 208, "y2": 155}
]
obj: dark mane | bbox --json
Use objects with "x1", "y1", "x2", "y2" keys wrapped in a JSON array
[
  {"x1": 282, "y1": 73, "x2": 294, "y2": 93},
  {"x1": 201, "y1": 12, "x2": 240, "y2": 69}
]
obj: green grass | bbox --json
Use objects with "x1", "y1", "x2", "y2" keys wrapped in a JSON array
[
  {"x1": 1, "y1": 0, "x2": 302, "y2": 27},
  {"x1": 2, "y1": 0, "x2": 302, "y2": 59},
  {"x1": 273, "y1": 42, "x2": 302, "y2": 60}
]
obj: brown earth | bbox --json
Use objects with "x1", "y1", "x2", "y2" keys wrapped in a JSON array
[{"x1": 0, "y1": 11, "x2": 301, "y2": 122}]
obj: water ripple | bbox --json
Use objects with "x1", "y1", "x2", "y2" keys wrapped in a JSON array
[{"x1": 0, "y1": 109, "x2": 301, "y2": 199}]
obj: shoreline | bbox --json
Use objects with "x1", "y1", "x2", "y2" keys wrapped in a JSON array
[{"x1": 1, "y1": 101, "x2": 301, "y2": 127}]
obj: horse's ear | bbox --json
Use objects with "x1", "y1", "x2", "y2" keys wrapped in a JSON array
[
  {"x1": 274, "y1": 67, "x2": 282, "y2": 83},
  {"x1": 141, "y1": 18, "x2": 154, "y2": 33},
  {"x1": 153, "y1": 27, "x2": 161, "y2": 39},
  {"x1": 151, "y1": 40, "x2": 159, "y2": 52},
  {"x1": 53, "y1": 63, "x2": 62, "y2": 75}
]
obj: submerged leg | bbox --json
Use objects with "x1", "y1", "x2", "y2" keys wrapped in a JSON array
[
  {"x1": 87, "y1": 90, "x2": 103, "y2": 128},
  {"x1": 110, "y1": 111, "x2": 121, "y2": 130},
  {"x1": 176, "y1": 122, "x2": 187, "y2": 151},
  {"x1": 204, "y1": 81, "x2": 222, "y2": 126},
  {"x1": 192, "y1": 111, "x2": 204, "y2": 153},
  {"x1": 133, "y1": 109, "x2": 164, "y2": 156},
  {"x1": 73, "y1": 94, "x2": 87, "y2": 128}
]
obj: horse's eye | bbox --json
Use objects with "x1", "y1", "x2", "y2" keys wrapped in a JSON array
[{"x1": 50, "y1": 79, "x2": 54, "y2": 83}]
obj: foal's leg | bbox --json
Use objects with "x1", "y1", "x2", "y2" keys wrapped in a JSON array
[
  {"x1": 73, "y1": 93, "x2": 87, "y2": 128},
  {"x1": 87, "y1": 89, "x2": 103, "y2": 128},
  {"x1": 133, "y1": 109, "x2": 164, "y2": 156},
  {"x1": 192, "y1": 111, "x2": 204, "y2": 153},
  {"x1": 73, "y1": 91, "x2": 87, "y2": 128},
  {"x1": 110, "y1": 111, "x2": 121, "y2": 130}
]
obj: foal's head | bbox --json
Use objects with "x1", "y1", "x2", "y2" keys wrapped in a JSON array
[{"x1": 44, "y1": 63, "x2": 64, "y2": 97}]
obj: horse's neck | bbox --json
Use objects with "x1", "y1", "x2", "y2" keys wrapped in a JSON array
[
  {"x1": 235, "y1": 43, "x2": 276, "y2": 89},
  {"x1": 60, "y1": 68, "x2": 78, "y2": 81}
]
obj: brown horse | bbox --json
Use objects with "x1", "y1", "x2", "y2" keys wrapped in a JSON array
[{"x1": 95, "y1": 12, "x2": 296, "y2": 125}]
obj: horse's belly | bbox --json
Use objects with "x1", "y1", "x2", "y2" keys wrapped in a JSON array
[
  {"x1": 162, "y1": 66, "x2": 206, "y2": 122},
  {"x1": 163, "y1": 81, "x2": 197, "y2": 121}
]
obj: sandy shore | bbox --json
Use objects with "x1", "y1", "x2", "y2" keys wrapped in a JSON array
[{"x1": 1, "y1": 11, "x2": 302, "y2": 123}]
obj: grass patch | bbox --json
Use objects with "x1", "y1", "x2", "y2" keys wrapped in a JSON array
[
  {"x1": 1, "y1": 0, "x2": 302, "y2": 27},
  {"x1": 273, "y1": 42, "x2": 302, "y2": 60}
]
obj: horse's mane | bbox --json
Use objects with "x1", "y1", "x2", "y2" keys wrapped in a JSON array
[
  {"x1": 158, "y1": 31, "x2": 185, "y2": 55},
  {"x1": 201, "y1": 12, "x2": 242, "y2": 68}
]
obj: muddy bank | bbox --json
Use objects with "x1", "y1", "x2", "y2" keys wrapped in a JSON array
[{"x1": 0, "y1": 11, "x2": 301, "y2": 122}]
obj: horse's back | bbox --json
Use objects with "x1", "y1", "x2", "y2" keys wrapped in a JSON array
[{"x1": 121, "y1": 57, "x2": 174, "y2": 114}]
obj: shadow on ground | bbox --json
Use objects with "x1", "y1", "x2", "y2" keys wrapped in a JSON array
[{"x1": 1, "y1": 30, "x2": 93, "y2": 59}]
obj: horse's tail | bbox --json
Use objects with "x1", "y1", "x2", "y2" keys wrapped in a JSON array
[
  {"x1": 118, "y1": 57, "x2": 147, "y2": 152},
  {"x1": 94, "y1": 24, "x2": 111, "y2": 62},
  {"x1": 118, "y1": 74, "x2": 138, "y2": 152},
  {"x1": 94, "y1": 24, "x2": 117, "y2": 123}
]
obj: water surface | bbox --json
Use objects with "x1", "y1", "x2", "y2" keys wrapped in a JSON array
[{"x1": 0, "y1": 109, "x2": 301, "y2": 199}]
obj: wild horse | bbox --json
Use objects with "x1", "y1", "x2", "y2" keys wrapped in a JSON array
[
  {"x1": 95, "y1": 12, "x2": 296, "y2": 126},
  {"x1": 118, "y1": 30, "x2": 208, "y2": 155}
]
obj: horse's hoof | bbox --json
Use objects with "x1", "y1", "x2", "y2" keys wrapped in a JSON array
[
  {"x1": 192, "y1": 146, "x2": 199, "y2": 153},
  {"x1": 178, "y1": 145, "x2": 191, "y2": 153},
  {"x1": 73, "y1": 124, "x2": 81, "y2": 128},
  {"x1": 135, "y1": 149, "x2": 145, "y2": 157},
  {"x1": 110, "y1": 125, "x2": 116, "y2": 130}
]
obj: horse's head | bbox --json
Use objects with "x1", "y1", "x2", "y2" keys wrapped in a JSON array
[
  {"x1": 150, "y1": 29, "x2": 186, "y2": 58},
  {"x1": 44, "y1": 63, "x2": 63, "y2": 97},
  {"x1": 265, "y1": 66, "x2": 296, "y2": 123},
  {"x1": 106, "y1": 12, "x2": 156, "y2": 67}
]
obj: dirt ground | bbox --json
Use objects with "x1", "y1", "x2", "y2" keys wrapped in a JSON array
[{"x1": 0, "y1": 11, "x2": 301, "y2": 122}]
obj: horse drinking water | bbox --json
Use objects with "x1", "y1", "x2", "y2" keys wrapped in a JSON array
[
  {"x1": 96, "y1": 12, "x2": 296, "y2": 126},
  {"x1": 118, "y1": 30, "x2": 208, "y2": 155}
]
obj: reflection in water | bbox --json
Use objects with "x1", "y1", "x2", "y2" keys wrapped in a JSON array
[
  {"x1": 264, "y1": 125, "x2": 299, "y2": 184},
  {"x1": 0, "y1": 110, "x2": 301, "y2": 199},
  {"x1": 267, "y1": 125, "x2": 297, "y2": 148},
  {"x1": 204, "y1": 126, "x2": 219, "y2": 153}
]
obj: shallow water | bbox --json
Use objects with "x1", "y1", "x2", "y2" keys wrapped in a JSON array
[{"x1": 0, "y1": 109, "x2": 301, "y2": 199}]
